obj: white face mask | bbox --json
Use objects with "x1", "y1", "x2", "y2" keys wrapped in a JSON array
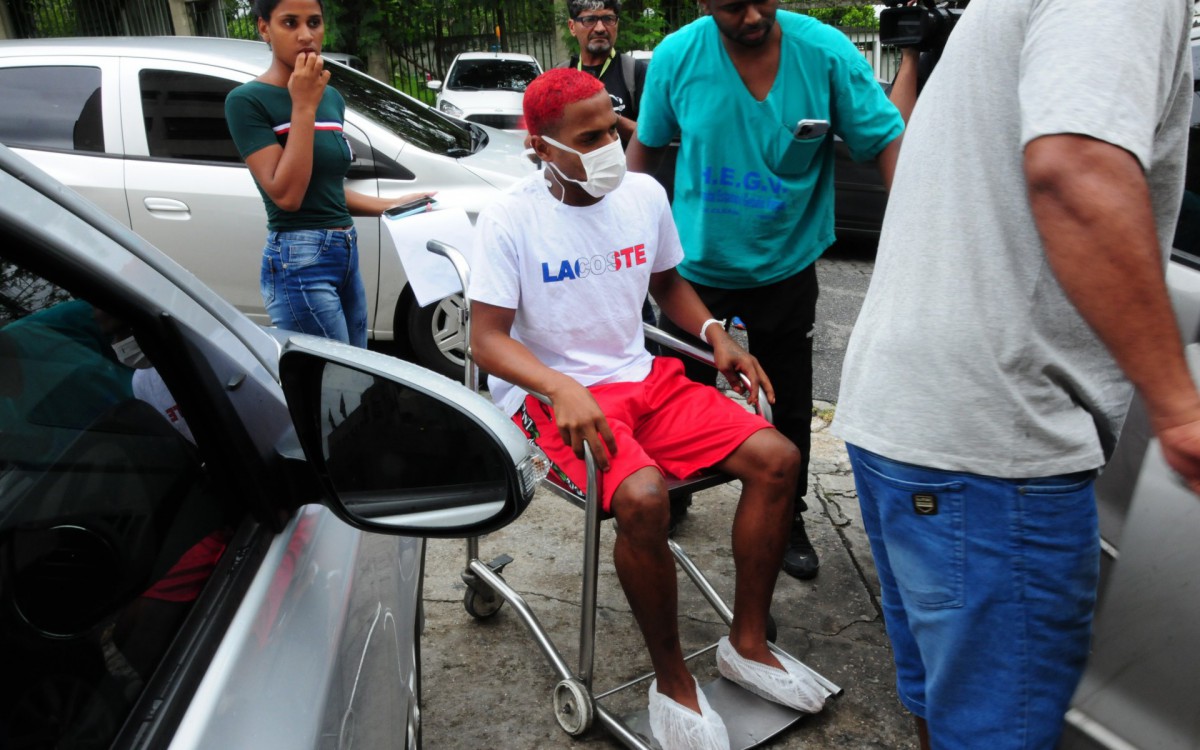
[
  {"x1": 112, "y1": 334, "x2": 150, "y2": 370},
  {"x1": 540, "y1": 135, "x2": 626, "y2": 198}
]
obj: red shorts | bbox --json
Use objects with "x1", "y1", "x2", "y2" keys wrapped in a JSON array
[
  {"x1": 141, "y1": 530, "x2": 230, "y2": 603},
  {"x1": 513, "y1": 357, "x2": 772, "y2": 513}
]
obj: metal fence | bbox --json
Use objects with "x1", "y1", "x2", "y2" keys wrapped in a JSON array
[
  {"x1": 381, "y1": 0, "x2": 560, "y2": 105},
  {"x1": 189, "y1": 0, "x2": 228, "y2": 37},
  {"x1": 842, "y1": 27, "x2": 903, "y2": 83},
  {"x1": 6, "y1": 0, "x2": 174, "y2": 37},
  {"x1": 3, "y1": 0, "x2": 899, "y2": 90},
  {"x1": 4, "y1": 0, "x2": 230, "y2": 38}
]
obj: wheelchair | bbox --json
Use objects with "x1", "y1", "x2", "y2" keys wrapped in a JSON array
[{"x1": 427, "y1": 239, "x2": 841, "y2": 749}]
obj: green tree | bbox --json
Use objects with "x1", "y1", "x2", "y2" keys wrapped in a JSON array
[{"x1": 798, "y1": 3, "x2": 879, "y2": 30}]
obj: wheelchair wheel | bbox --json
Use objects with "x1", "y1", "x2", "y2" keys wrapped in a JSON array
[
  {"x1": 462, "y1": 583, "x2": 503, "y2": 619},
  {"x1": 553, "y1": 678, "x2": 594, "y2": 736}
]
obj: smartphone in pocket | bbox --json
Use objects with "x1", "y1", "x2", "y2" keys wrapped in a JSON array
[
  {"x1": 793, "y1": 119, "x2": 830, "y2": 141},
  {"x1": 384, "y1": 195, "x2": 437, "y2": 219}
]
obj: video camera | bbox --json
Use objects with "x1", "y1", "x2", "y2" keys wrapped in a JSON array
[{"x1": 879, "y1": 0, "x2": 969, "y2": 52}]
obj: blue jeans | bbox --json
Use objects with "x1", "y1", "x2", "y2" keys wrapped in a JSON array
[
  {"x1": 846, "y1": 444, "x2": 1099, "y2": 749},
  {"x1": 260, "y1": 227, "x2": 367, "y2": 348}
]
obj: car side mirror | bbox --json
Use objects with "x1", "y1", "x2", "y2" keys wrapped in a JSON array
[
  {"x1": 427, "y1": 80, "x2": 443, "y2": 92},
  {"x1": 278, "y1": 339, "x2": 541, "y2": 537}
]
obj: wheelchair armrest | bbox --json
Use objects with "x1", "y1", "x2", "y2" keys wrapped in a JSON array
[{"x1": 643, "y1": 324, "x2": 773, "y2": 425}]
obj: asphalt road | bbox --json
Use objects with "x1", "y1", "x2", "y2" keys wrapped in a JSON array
[
  {"x1": 715, "y1": 236, "x2": 876, "y2": 404},
  {"x1": 812, "y1": 237, "x2": 877, "y2": 402}
]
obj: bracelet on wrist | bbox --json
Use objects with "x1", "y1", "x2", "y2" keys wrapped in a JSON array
[{"x1": 700, "y1": 317, "x2": 726, "y2": 345}]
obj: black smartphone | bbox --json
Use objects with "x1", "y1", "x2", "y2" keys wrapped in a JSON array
[{"x1": 384, "y1": 195, "x2": 437, "y2": 218}]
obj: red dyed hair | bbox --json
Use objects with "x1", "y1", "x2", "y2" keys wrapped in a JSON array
[{"x1": 522, "y1": 68, "x2": 606, "y2": 136}]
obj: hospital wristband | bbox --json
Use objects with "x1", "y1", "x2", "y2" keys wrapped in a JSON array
[{"x1": 700, "y1": 318, "x2": 726, "y2": 345}]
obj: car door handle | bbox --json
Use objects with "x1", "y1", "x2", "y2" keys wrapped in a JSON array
[{"x1": 143, "y1": 197, "x2": 191, "y2": 217}]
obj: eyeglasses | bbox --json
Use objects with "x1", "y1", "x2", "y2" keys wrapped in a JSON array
[{"x1": 574, "y1": 14, "x2": 619, "y2": 28}]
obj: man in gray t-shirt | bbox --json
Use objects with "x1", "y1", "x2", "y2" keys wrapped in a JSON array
[{"x1": 833, "y1": 1, "x2": 1200, "y2": 747}]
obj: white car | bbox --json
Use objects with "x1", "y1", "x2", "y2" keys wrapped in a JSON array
[
  {"x1": 428, "y1": 51, "x2": 542, "y2": 131},
  {"x1": 0, "y1": 36, "x2": 536, "y2": 378}
]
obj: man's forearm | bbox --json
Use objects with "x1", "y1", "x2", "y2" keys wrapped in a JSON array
[
  {"x1": 649, "y1": 271, "x2": 718, "y2": 343},
  {"x1": 627, "y1": 132, "x2": 667, "y2": 175},
  {"x1": 873, "y1": 48, "x2": 920, "y2": 192},
  {"x1": 616, "y1": 115, "x2": 636, "y2": 146},
  {"x1": 889, "y1": 48, "x2": 921, "y2": 126},
  {"x1": 1026, "y1": 134, "x2": 1200, "y2": 429},
  {"x1": 471, "y1": 304, "x2": 577, "y2": 402}
]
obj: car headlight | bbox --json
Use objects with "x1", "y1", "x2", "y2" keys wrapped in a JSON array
[{"x1": 438, "y1": 100, "x2": 464, "y2": 118}]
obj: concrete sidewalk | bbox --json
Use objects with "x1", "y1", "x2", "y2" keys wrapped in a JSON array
[{"x1": 419, "y1": 405, "x2": 917, "y2": 749}]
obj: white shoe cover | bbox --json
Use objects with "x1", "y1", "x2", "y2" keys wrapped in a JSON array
[
  {"x1": 715, "y1": 636, "x2": 830, "y2": 714},
  {"x1": 647, "y1": 678, "x2": 731, "y2": 750}
]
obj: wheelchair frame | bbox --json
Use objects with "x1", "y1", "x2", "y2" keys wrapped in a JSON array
[{"x1": 428, "y1": 239, "x2": 841, "y2": 749}]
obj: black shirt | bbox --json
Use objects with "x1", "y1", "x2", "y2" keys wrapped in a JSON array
[{"x1": 570, "y1": 54, "x2": 636, "y2": 121}]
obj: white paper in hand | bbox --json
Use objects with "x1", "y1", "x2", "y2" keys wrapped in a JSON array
[{"x1": 382, "y1": 207, "x2": 475, "y2": 307}]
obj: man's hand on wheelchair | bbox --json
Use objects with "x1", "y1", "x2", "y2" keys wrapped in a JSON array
[
  {"x1": 710, "y1": 333, "x2": 775, "y2": 410},
  {"x1": 548, "y1": 379, "x2": 619, "y2": 471}
]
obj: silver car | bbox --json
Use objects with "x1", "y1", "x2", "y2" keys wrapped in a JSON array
[
  {"x1": 1060, "y1": 30, "x2": 1200, "y2": 750},
  {"x1": 0, "y1": 36, "x2": 535, "y2": 379},
  {"x1": 0, "y1": 143, "x2": 538, "y2": 749}
]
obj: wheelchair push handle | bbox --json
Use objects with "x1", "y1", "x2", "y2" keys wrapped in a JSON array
[{"x1": 426, "y1": 239, "x2": 471, "y2": 295}]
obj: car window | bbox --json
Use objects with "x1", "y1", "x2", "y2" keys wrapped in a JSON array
[
  {"x1": 0, "y1": 66, "x2": 103, "y2": 153},
  {"x1": 0, "y1": 256, "x2": 234, "y2": 748},
  {"x1": 328, "y1": 65, "x2": 474, "y2": 156},
  {"x1": 1171, "y1": 44, "x2": 1200, "y2": 268},
  {"x1": 447, "y1": 59, "x2": 540, "y2": 92},
  {"x1": 139, "y1": 69, "x2": 241, "y2": 163}
]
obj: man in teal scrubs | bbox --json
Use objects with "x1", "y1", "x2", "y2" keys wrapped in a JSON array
[{"x1": 628, "y1": 0, "x2": 904, "y2": 580}]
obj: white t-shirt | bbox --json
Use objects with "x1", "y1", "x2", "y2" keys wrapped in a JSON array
[
  {"x1": 834, "y1": 0, "x2": 1192, "y2": 476},
  {"x1": 132, "y1": 367, "x2": 194, "y2": 444},
  {"x1": 469, "y1": 171, "x2": 684, "y2": 415}
]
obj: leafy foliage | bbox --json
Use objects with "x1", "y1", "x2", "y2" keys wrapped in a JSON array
[
  {"x1": 798, "y1": 4, "x2": 879, "y2": 30},
  {"x1": 224, "y1": 0, "x2": 258, "y2": 40}
]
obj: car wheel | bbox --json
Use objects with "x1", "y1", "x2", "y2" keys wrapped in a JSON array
[{"x1": 406, "y1": 293, "x2": 467, "y2": 380}]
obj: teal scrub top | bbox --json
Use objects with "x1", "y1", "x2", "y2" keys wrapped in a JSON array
[{"x1": 637, "y1": 11, "x2": 904, "y2": 288}]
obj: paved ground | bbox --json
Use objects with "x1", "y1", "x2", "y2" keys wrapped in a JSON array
[{"x1": 418, "y1": 405, "x2": 917, "y2": 749}]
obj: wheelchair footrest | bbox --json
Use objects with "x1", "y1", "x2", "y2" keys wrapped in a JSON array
[{"x1": 621, "y1": 676, "x2": 817, "y2": 750}]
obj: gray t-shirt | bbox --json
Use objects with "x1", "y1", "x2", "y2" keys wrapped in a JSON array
[{"x1": 834, "y1": 0, "x2": 1193, "y2": 477}]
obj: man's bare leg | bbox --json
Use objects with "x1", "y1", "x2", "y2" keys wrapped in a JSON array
[
  {"x1": 610, "y1": 466, "x2": 700, "y2": 711},
  {"x1": 717, "y1": 429, "x2": 801, "y2": 668}
]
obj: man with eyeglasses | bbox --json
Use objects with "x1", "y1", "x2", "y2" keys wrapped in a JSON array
[
  {"x1": 628, "y1": 0, "x2": 906, "y2": 582},
  {"x1": 557, "y1": 0, "x2": 646, "y2": 146}
]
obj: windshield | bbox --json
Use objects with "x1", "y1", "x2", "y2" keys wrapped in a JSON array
[
  {"x1": 447, "y1": 59, "x2": 540, "y2": 92},
  {"x1": 328, "y1": 66, "x2": 473, "y2": 156}
]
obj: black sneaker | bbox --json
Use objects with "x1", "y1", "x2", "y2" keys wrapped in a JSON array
[
  {"x1": 781, "y1": 515, "x2": 819, "y2": 580},
  {"x1": 667, "y1": 494, "x2": 692, "y2": 537}
]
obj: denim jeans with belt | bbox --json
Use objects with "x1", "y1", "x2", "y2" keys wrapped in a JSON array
[{"x1": 260, "y1": 227, "x2": 367, "y2": 348}]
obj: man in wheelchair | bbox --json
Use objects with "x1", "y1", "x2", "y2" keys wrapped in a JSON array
[{"x1": 469, "y1": 68, "x2": 827, "y2": 750}]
